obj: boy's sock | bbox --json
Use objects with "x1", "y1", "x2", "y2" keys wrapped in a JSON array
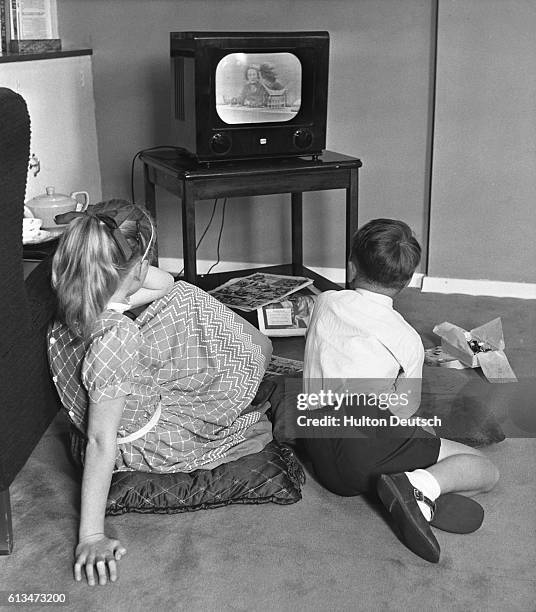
[{"x1": 404, "y1": 469, "x2": 441, "y2": 521}]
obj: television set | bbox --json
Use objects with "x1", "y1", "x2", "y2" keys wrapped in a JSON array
[{"x1": 170, "y1": 31, "x2": 329, "y2": 163}]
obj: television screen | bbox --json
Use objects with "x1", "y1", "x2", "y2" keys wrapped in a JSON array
[{"x1": 215, "y1": 52, "x2": 302, "y2": 124}]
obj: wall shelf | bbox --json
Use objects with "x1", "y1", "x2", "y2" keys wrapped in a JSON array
[{"x1": 0, "y1": 48, "x2": 92, "y2": 64}]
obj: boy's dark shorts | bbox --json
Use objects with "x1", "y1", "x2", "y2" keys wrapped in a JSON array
[{"x1": 303, "y1": 426, "x2": 441, "y2": 497}]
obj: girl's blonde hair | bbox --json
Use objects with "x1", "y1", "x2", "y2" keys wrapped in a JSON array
[{"x1": 51, "y1": 199, "x2": 154, "y2": 339}]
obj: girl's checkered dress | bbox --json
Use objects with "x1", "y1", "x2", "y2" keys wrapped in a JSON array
[{"x1": 48, "y1": 282, "x2": 272, "y2": 472}]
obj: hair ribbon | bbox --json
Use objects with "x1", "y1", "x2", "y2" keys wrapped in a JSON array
[{"x1": 55, "y1": 208, "x2": 136, "y2": 260}]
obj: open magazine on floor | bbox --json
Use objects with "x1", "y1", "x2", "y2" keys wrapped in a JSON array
[
  {"x1": 208, "y1": 272, "x2": 313, "y2": 312},
  {"x1": 266, "y1": 354, "x2": 304, "y2": 376},
  {"x1": 257, "y1": 285, "x2": 320, "y2": 337}
]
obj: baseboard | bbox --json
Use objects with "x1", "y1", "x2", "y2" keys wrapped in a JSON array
[{"x1": 421, "y1": 276, "x2": 536, "y2": 299}]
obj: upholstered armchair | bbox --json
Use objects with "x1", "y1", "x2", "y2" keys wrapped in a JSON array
[{"x1": 0, "y1": 87, "x2": 61, "y2": 554}]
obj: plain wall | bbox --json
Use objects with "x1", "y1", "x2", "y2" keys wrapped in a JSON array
[
  {"x1": 56, "y1": 0, "x2": 433, "y2": 275},
  {"x1": 56, "y1": 0, "x2": 535, "y2": 283},
  {"x1": 429, "y1": 0, "x2": 536, "y2": 282},
  {"x1": 0, "y1": 56, "x2": 102, "y2": 206}
]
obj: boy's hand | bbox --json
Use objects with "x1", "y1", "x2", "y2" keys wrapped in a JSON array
[{"x1": 74, "y1": 534, "x2": 127, "y2": 586}]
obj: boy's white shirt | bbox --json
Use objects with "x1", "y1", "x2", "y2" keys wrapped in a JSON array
[{"x1": 303, "y1": 288, "x2": 424, "y2": 417}]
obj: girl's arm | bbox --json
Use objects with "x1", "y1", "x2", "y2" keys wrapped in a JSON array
[
  {"x1": 128, "y1": 265, "x2": 174, "y2": 309},
  {"x1": 74, "y1": 396, "x2": 127, "y2": 586}
]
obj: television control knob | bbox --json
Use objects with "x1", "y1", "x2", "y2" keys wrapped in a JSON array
[
  {"x1": 209, "y1": 132, "x2": 232, "y2": 155},
  {"x1": 293, "y1": 129, "x2": 313, "y2": 150}
]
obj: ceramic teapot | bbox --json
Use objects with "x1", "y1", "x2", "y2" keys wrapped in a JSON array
[{"x1": 25, "y1": 186, "x2": 89, "y2": 229}]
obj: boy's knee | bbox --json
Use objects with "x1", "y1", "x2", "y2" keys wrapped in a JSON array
[
  {"x1": 483, "y1": 460, "x2": 500, "y2": 492},
  {"x1": 490, "y1": 462, "x2": 500, "y2": 488}
]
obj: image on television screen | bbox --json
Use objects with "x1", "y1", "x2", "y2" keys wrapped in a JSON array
[{"x1": 215, "y1": 52, "x2": 302, "y2": 124}]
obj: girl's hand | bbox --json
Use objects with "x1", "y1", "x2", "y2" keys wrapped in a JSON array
[{"x1": 74, "y1": 534, "x2": 127, "y2": 586}]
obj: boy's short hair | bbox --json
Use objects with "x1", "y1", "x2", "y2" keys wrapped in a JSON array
[{"x1": 350, "y1": 219, "x2": 421, "y2": 290}]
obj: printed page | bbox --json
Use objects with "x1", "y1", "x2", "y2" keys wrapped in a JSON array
[{"x1": 209, "y1": 273, "x2": 313, "y2": 311}]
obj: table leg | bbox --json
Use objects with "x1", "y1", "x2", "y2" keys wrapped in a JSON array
[
  {"x1": 143, "y1": 165, "x2": 158, "y2": 264},
  {"x1": 291, "y1": 192, "x2": 303, "y2": 275},
  {"x1": 0, "y1": 488, "x2": 13, "y2": 555},
  {"x1": 182, "y1": 182, "x2": 197, "y2": 283},
  {"x1": 345, "y1": 167, "x2": 359, "y2": 288}
]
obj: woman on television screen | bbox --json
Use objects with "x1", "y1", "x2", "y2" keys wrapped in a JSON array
[{"x1": 238, "y1": 64, "x2": 265, "y2": 107}]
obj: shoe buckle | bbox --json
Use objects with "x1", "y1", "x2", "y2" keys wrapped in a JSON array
[{"x1": 413, "y1": 488, "x2": 436, "y2": 520}]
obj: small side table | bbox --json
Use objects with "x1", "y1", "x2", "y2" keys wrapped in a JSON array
[{"x1": 140, "y1": 150, "x2": 362, "y2": 287}]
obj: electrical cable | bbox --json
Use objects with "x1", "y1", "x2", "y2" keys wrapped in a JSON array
[
  {"x1": 130, "y1": 145, "x2": 189, "y2": 204},
  {"x1": 130, "y1": 145, "x2": 193, "y2": 278},
  {"x1": 177, "y1": 198, "x2": 219, "y2": 277},
  {"x1": 130, "y1": 146, "x2": 225, "y2": 278},
  {"x1": 206, "y1": 198, "x2": 227, "y2": 275}
]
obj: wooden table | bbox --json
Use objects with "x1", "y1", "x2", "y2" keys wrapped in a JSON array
[{"x1": 140, "y1": 150, "x2": 362, "y2": 287}]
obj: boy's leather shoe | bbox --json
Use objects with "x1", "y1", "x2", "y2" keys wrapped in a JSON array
[
  {"x1": 432, "y1": 493, "x2": 484, "y2": 534},
  {"x1": 377, "y1": 473, "x2": 440, "y2": 563}
]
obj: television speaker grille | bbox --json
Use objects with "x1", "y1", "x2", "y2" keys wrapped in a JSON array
[{"x1": 173, "y1": 57, "x2": 185, "y2": 121}]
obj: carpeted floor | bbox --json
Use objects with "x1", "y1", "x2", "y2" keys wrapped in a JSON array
[{"x1": 1, "y1": 289, "x2": 535, "y2": 611}]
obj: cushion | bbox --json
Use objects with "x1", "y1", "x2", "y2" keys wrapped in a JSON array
[
  {"x1": 105, "y1": 441, "x2": 304, "y2": 515},
  {"x1": 68, "y1": 378, "x2": 305, "y2": 514}
]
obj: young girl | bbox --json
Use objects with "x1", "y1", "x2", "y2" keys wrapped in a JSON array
[{"x1": 48, "y1": 199, "x2": 272, "y2": 586}]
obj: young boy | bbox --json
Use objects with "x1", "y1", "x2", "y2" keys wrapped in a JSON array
[{"x1": 302, "y1": 219, "x2": 499, "y2": 563}]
